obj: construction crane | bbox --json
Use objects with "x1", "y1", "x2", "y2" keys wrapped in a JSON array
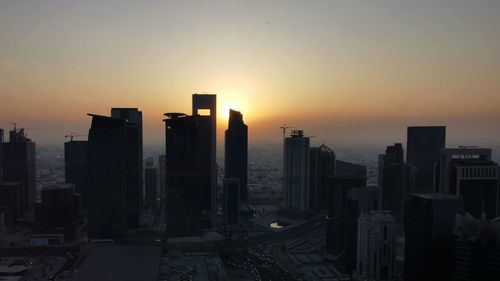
[
  {"x1": 280, "y1": 124, "x2": 294, "y2": 139},
  {"x1": 65, "y1": 133, "x2": 87, "y2": 141}
]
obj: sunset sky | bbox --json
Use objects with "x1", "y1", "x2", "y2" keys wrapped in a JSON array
[{"x1": 1, "y1": 0, "x2": 499, "y2": 147}]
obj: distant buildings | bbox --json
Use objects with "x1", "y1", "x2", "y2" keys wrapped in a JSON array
[
  {"x1": 144, "y1": 157, "x2": 157, "y2": 209},
  {"x1": 283, "y1": 130, "x2": 310, "y2": 211},
  {"x1": 164, "y1": 94, "x2": 217, "y2": 237},
  {"x1": 224, "y1": 109, "x2": 248, "y2": 202},
  {"x1": 380, "y1": 143, "x2": 413, "y2": 216},
  {"x1": 87, "y1": 114, "x2": 130, "y2": 239},
  {"x1": 223, "y1": 178, "x2": 240, "y2": 225},
  {"x1": 406, "y1": 126, "x2": 446, "y2": 193},
  {"x1": 158, "y1": 154, "x2": 166, "y2": 201},
  {"x1": 309, "y1": 144, "x2": 336, "y2": 211},
  {"x1": 404, "y1": 193, "x2": 464, "y2": 281},
  {"x1": 356, "y1": 210, "x2": 395, "y2": 281}
]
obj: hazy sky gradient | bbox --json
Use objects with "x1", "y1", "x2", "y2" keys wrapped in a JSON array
[{"x1": 1, "y1": 0, "x2": 499, "y2": 147}]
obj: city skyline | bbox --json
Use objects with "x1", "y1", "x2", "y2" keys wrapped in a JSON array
[{"x1": 1, "y1": 0, "x2": 500, "y2": 146}]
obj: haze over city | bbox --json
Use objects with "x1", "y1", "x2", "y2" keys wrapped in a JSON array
[{"x1": 1, "y1": 0, "x2": 500, "y2": 146}]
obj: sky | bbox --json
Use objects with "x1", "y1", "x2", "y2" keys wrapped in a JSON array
[{"x1": 1, "y1": 0, "x2": 499, "y2": 148}]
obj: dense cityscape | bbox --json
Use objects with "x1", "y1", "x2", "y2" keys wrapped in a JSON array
[{"x1": 0, "y1": 93, "x2": 499, "y2": 281}]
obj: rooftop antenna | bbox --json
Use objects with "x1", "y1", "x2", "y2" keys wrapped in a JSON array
[{"x1": 280, "y1": 124, "x2": 293, "y2": 139}]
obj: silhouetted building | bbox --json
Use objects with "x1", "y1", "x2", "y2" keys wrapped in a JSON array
[
  {"x1": 111, "y1": 108, "x2": 143, "y2": 229},
  {"x1": 341, "y1": 186, "x2": 380, "y2": 274},
  {"x1": 164, "y1": 97, "x2": 216, "y2": 237},
  {"x1": 64, "y1": 140, "x2": 88, "y2": 207},
  {"x1": 0, "y1": 182, "x2": 23, "y2": 227},
  {"x1": 283, "y1": 130, "x2": 310, "y2": 211},
  {"x1": 407, "y1": 126, "x2": 445, "y2": 193},
  {"x1": 436, "y1": 147, "x2": 499, "y2": 219},
  {"x1": 223, "y1": 178, "x2": 240, "y2": 225},
  {"x1": 309, "y1": 144, "x2": 336, "y2": 211},
  {"x1": 356, "y1": 210, "x2": 395, "y2": 281},
  {"x1": 326, "y1": 160, "x2": 367, "y2": 257},
  {"x1": 452, "y1": 214, "x2": 500, "y2": 281},
  {"x1": 87, "y1": 114, "x2": 129, "y2": 239},
  {"x1": 192, "y1": 94, "x2": 217, "y2": 227},
  {"x1": 224, "y1": 109, "x2": 248, "y2": 202},
  {"x1": 404, "y1": 193, "x2": 464, "y2": 281},
  {"x1": 37, "y1": 186, "x2": 81, "y2": 238},
  {"x1": 144, "y1": 157, "x2": 157, "y2": 209},
  {"x1": 158, "y1": 154, "x2": 166, "y2": 200},
  {"x1": 380, "y1": 143, "x2": 413, "y2": 216},
  {"x1": 3, "y1": 127, "x2": 36, "y2": 212},
  {"x1": 0, "y1": 129, "x2": 3, "y2": 183}
]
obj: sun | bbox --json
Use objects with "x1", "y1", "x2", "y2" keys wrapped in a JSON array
[{"x1": 221, "y1": 102, "x2": 241, "y2": 121}]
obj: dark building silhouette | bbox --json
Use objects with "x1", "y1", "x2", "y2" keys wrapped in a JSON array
[
  {"x1": 0, "y1": 182, "x2": 23, "y2": 227},
  {"x1": 404, "y1": 193, "x2": 464, "y2": 281},
  {"x1": 452, "y1": 214, "x2": 500, "y2": 281},
  {"x1": 87, "y1": 114, "x2": 129, "y2": 239},
  {"x1": 407, "y1": 126, "x2": 445, "y2": 193},
  {"x1": 326, "y1": 160, "x2": 367, "y2": 257},
  {"x1": 0, "y1": 129, "x2": 3, "y2": 183},
  {"x1": 223, "y1": 178, "x2": 240, "y2": 225},
  {"x1": 192, "y1": 94, "x2": 217, "y2": 227},
  {"x1": 158, "y1": 154, "x2": 166, "y2": 201},
  {"x1": 224, "y1": 109, "x2": 248, "y2": 202},
  {"x1": 3, "y1": 127, "x2": 36, "y2": 212},
  {"x1": 283, "y1": 130, "x2": 310, "y2": 211},
  {"x1": 164, "y1": 101, "x2": 216, "y2": 237},
  {"x1": 309, "y1": 144, "x2": 336, "y2": 211},
  {"x1": 380, "y1": 143, "x2": 413, "y2": 216},
  {"x1": 144, "y1": 157, "x2": 157, "y2": 209},
  {"x1": 436, "y1": 147, "x2": 499, "y2": 219},
  {"x1": 64, "y1": 140, "x2": 88, "y2": 207},
  {"x1": 341, "y1": 186, "x2": 380, "y2": 274},
  {"x1": 111, "y1": 108, "x2": 143, "y2": 229}
]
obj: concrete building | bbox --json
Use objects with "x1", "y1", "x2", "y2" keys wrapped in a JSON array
[
  {"x1": 224, "y1": 109, "x2": 248, "y2": 201},
  {"x1": 356, "y1": 210, "x2": 395, "y2": 281},
  {"x1": 283, "y1": 130, "x2": 310, "y2": 211},
  {"x1": 404, "y1": 193, "x2": 464, "y2": 281},
  {"x1": 309, "y1": 144, "x2": 336, "y2": 211},
  {"x1": 407, "y1": 126, "x2": 446, "y2": 193}
]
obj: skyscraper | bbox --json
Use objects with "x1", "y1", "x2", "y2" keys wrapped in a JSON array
[
  {"x1": 158, "y1": 154, "x2": 166, "y2": 201},
  {"x1": 0, "y1": 129, "x2": 4, "y2": 183},
  {"x1": 87, "y1": 114, "x2": 129, "y2": 239},
  {"x1": 223, "y1": 178, "x2": 240, "y2": 225},
  {"x1": 407, "y1": 126, "x2": 446, "y2": 193},
  {"x1": 224, "y1": 109, "x2": 248, "y2": 201},
  {"x1": 380, "y1": 143, "x2": 413, "y2": 216},
  {"x1": 356, "y1": 210, "x2": 395, "y2": 281},
  {"x1": 64, "y1": 140, "x2": 88, "y2": 208},
  {"x1": 404, "y1": 193, "x2": 464, "y2": 281},
  {"x1": 144, "y1": 157, "x2": 157, "y2": 209},
  {"x1": 192, "y1": 94, "x2": 217, "y2": 228},
  {"x1": 111, "y1": 108, "x2": 143, "y2": 229},
  {"x1": 342, "y1": 186, "x2": 380, "y2": 274},
  {"x1": 309, "y1": 144, "x2": 336, "y2": 211},
  {"x1": 283, "y1": 130, "x2": 310, "y2": 211},
  {"x1": 3, "y1": 127, "x2": 36, "y2": 211},
  {"x1": 325, "y1": 160, "x2": 367, "y2": 257}
]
